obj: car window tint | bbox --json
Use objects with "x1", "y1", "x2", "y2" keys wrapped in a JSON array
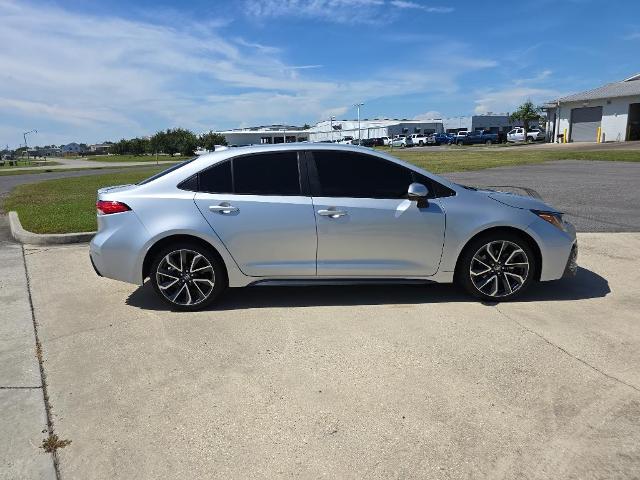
[
  {"x1": 233, "y1": 152, "x2": 300, "y2": 195},
  {"x1": 198, "y1": 161, "x2": 232, "y2": 193},
  {"x1": 312, "y1": 151, "x2": 412, "y2": 198}
]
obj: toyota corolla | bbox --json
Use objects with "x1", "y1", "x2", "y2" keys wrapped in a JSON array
[{"x1": 90, "y1": 144, "x2": 577, "y2": 310}]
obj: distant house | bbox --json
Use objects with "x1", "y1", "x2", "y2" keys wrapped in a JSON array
[
  {"x1": 61, "y1": 142, "x2": 87, "y2": 154},
  {"x1": 89, "y1": 143, "x2": 112, "y2": 154}
]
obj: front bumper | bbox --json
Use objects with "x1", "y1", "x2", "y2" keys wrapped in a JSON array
[{"x1": 563, "y1": 243, "x2": 578, "y2": 278}]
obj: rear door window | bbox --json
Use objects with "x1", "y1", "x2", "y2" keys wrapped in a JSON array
[{"x1": 233, "y1": 152, "x2": 301, "y2": 195}]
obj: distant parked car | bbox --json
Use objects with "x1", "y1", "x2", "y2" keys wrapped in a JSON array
[
  {"x1": 338, "y1": 136, "x2": 354, "y2": 144},
  {"x1": 456, "y1": 130, "x2": 500, "y2": 146},
  {"x1": 360, "y1": 138, "x2": 377, "y2": 147},
  {"x1": 427, "y1": 133, "x2": 454, "y2": 146},
  {"x1": 390, "y1": 137, "x2": 407, "y2": 148},
  {"x1": 379, "y1": 136, "x2": 390, "y2": 146},
  {"x1": 507, "y1": 128, "x2": 545, "y2": 143}
]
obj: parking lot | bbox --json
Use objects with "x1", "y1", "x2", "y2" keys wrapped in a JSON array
[{"x1": 12, "y1": 231, "x2": 638, "y2": 479}]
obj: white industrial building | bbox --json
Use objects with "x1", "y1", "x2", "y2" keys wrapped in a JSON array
[
  {"x1": 216, "y1": 125, "x2": 309, "y2": 146},
  {"x1": 441, "y1": 114, "x2": 540, "y2": 135},
  {"x1": 307, "y1": 119, "x2": 443, "y2": 142},
  {"x1": 545, "y1": 73, "x2": 640, "y2": 142}
]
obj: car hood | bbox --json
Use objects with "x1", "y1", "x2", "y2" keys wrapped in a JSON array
[{"x1": 482, "y1": 190, "x2": 558, "y2": 212}]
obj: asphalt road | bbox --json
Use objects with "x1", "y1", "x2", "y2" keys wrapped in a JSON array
[
  {"x1": 10, "y1": 233, "x2": 639, "y2": 479},
  {"x1": 444, "y1": 160, "x2": 640, "y2": 232},
  {"x1": 0, "y1": 166, "x2": 160, "y2": 196}
]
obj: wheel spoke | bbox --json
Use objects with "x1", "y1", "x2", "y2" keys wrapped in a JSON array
[
  {"x1": 171, "y1": 283, "x2": 187, "y2": 302},
  {"x1": 189, "y1": 254, "x2": 203, "y2": 273},
  {"x1": 486, "y1": 243, "x2": 500, "y2": 262},
  {"x1": 471, "y1": 267, "x2": 491, "y2": 276},
  {"x1": 159, "y1": 277, "x2": 180, "y2": 290},
  {"x1": 165, "y1": 255, "x2": 182, "y2": 272},
  {"x1": 501, "y1": 274, "x2": 513, "y2": 294}
]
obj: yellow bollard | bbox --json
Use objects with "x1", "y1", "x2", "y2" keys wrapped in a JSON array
[
  {"x1": 596, "y1": 127, "x2": 601, "y2": 143},
  {"x1": 564, "y1": 128, "x2": 568, "y2": 143}
]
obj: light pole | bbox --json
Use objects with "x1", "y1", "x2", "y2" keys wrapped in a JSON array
[
  {"x1": 23, "y1": 129, "x2": 37, "y2": 162},
  {"x1": 330, "y1": 116, "x2": 335, "y2": 142},
  {"x1": 353, "y1": 103, "x2": 364, "y2": 144}
]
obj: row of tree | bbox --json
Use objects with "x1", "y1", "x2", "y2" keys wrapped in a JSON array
[{"x1": 111, "y1": 129, "x2": 227, "y2": 156}]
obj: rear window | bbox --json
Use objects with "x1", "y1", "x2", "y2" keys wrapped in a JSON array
[{"x1": 137, "y1": 158, "x2": 196, "y2": 185}]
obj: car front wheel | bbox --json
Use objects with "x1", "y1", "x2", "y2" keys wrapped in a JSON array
[
  {"x1": 150, "y1": 242, "x2": 227, "y2": 311},
  {"x1": 457, "y1": 233, "x2": 536, "y2": 301}
]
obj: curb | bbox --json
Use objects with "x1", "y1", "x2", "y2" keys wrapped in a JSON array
[{"x1": 9, "y1": 211, "x2": 95, "y2": 245}]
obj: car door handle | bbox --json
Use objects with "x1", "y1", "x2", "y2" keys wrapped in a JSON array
[
  {"x1": 317, "y1": 209, "x2": 347, "y2": 218},
  {"x1": 209, "y1": 204, "x2": 239, "y2": 214}
]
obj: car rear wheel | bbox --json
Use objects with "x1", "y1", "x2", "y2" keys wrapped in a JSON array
[
  {"x1": 150, "y1": 242, "x2": 227, "y2": 311},
  {"x1": 457, "y1": 233, "x2": 536, "y2": 301},
  {"x1": 485, "y1": 139, "x2": 492, "y2": 145}
]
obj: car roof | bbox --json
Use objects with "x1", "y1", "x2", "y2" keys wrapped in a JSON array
[{"x1": 144, "y1": 142, "x2": 460, "y2": 193}]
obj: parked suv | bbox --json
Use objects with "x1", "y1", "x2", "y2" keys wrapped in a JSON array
[
  {"x1": 507, "y1": 128, "x2": 545, "y2": 143},
  {"x1": 91, "y1": 144, "x2": 577, "y2": 310}
]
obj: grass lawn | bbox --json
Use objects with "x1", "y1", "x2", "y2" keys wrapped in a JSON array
[
  {"x1": 377, "y1": 147, "x2": 640, "y2": 173},
  {"x1": 3, "y1": 147, "x2": 640, "y2": 234},
  {"x1": 79, "y1": 154, "x2": 190, "y2": 163},
  {"x1": 3, "y1": 167, "x2": 167, "y2": 234}
]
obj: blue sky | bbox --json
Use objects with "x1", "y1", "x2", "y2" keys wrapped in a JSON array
[{"x1": 1, "y1": 0, "x2": 639, "y2": 146}]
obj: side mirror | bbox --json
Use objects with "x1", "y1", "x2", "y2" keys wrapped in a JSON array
[{"x1": 407, "y1": 182, "x2": 429, "y2": 208}]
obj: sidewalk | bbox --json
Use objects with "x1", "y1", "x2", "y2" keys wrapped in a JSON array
[
  {"x1": 0, "y1": 216, "x2": 56, "y2": 479},
  {"x1": 2, "y1": 156, "x2": 175, "y2": 173}
]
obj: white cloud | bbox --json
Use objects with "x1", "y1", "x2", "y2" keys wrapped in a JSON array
[
  {"x1": 0, "y1": 0, "x2": 489, "y2": 146},
  {"x1": 414, "y1": 110, "x2": 442, "y2": 120},
  {"x1": 389, "y1": 1, "x2": 453, "y2": 13},
  {"x1": 243, "y1": 0, "x2": 452, "y2": 23},
  {"x1": 473, "y1": 87, "x2": 559, "y2": 114},
  {"x1": 624, "y1": 32, "x2": 640, "y2": 40}
]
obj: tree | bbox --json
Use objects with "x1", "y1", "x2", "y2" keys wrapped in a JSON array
[
  {"x1": 198, "y1": 131, "x2": 227, "y2": 151},
  {"x1": 302, "y1": 123, "x2": 311, "y2": 130},
  {"x1": 510, "y1": 100, "x2": 542, "y2": 142},
  {"x1": 150, "y1": 128, "x2": 197, "y2": 156}
]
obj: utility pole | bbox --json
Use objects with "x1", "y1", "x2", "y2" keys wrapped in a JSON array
[
  {"x1": 353, "y1": 103, "x2": 364, "y2": 144},
  {"x1": 23, "y1": 129, "x2": 37, "y2": 162},
  {"x1": 330, "y1": 116, "x2": 335, "y2": 142}
]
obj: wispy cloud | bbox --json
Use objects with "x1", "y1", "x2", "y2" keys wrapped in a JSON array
[
  {"x1": 473, "y1": 87, "x2": 560, "y2": 114},
  {"x1": 624, "y1": 32, "x2": 640, "y2": 40},
  {"x1": 0, "y1": 0, "x2": 484, "y2": 145},
  {"x1": 389, "y1": 1, "x2": 453, "y2": 13},
  {"x1": 243, "y1": 0, "x2": 452, "y2": 24}
]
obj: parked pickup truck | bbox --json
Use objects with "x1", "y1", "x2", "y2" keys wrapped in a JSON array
[
  {"x1": 455, "y1": 130, "x2": 499, "y2": 145},
  {"x1": 427, "y1": 132, "x2": 454, "y2": 145},
  {"x1": 406, "y1": 134, "x2": 428, "y2": 147},
  {"x1": 507, "y1": 127, "x2": 545, "y2": 143}
]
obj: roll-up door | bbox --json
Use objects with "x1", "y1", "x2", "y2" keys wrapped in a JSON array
[{"x1": 570, "y1": 106, "x2": 602, "y2": 142}]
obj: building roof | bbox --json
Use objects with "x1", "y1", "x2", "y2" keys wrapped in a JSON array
[{"x1": 555, "y1": 73, "x2": 640, "y2": 103}]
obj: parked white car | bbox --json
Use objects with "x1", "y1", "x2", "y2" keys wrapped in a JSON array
[
  {"x1": 390, "y1": 137, "x2": 407, "y2": 147},
  {"x1": 507, "y1": 128, "x2": 545, "y2": 143},
  {"x1": 380, "y1": 136, "x2": 390, "y2": 146}
]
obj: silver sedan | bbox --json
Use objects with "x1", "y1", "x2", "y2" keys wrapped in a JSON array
[{"x1": 90, "y1": 144, "x2": 577, "y2": 310}]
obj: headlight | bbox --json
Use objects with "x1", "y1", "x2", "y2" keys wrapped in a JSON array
[{"x1": 531, "y1": 210, "x2": 566, "y2": 231}]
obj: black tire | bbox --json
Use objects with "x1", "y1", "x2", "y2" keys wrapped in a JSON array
[
  {"x1": 419, "y1": 141, "x2": 424, "y2": 146},
  {"x1": 456, "y1": 232, "x2": 537, "y2": 302},
  {"x1": 485, "y1": 139, "x2": 492, "y2": 145},
  {"x1": 150, "y1": 241, "x2": 227, "y2": 311}
]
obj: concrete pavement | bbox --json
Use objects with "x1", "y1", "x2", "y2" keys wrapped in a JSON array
[
  {"x1": 20, "y1": 233, "x2": 640, "y2": 479},
  {"x1": 0, "y1": 222, "x2": 56, "y2": 479}
]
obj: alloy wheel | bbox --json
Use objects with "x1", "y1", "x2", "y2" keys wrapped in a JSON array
[
  {"x1": 469, "y1": 240, "x2": 530, "y2": 298},
  {"x1": 156, "y1": 249, "x2": 215, "y2": 306}
]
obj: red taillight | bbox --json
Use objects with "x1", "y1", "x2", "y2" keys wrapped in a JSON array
[{"x1": 96, "y1": 200, "x2": 131, "y2": 215}]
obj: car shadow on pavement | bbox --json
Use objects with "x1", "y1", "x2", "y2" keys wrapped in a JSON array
[{"x1": 125, "y1": 267, "x2": 609, "y2": 312}]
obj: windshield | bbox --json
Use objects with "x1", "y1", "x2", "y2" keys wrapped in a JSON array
[{"x1": 137, "y1": 157, "x2": 197, "y2": 185}]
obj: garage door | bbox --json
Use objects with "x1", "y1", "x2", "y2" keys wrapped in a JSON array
[{"x1": 570, "y1": 106, "x2": 602, "y2": 142}]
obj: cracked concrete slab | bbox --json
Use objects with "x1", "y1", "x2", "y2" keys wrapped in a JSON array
[{"x1": 24, "y1": 234, "x2": 640, "y2": 479}]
